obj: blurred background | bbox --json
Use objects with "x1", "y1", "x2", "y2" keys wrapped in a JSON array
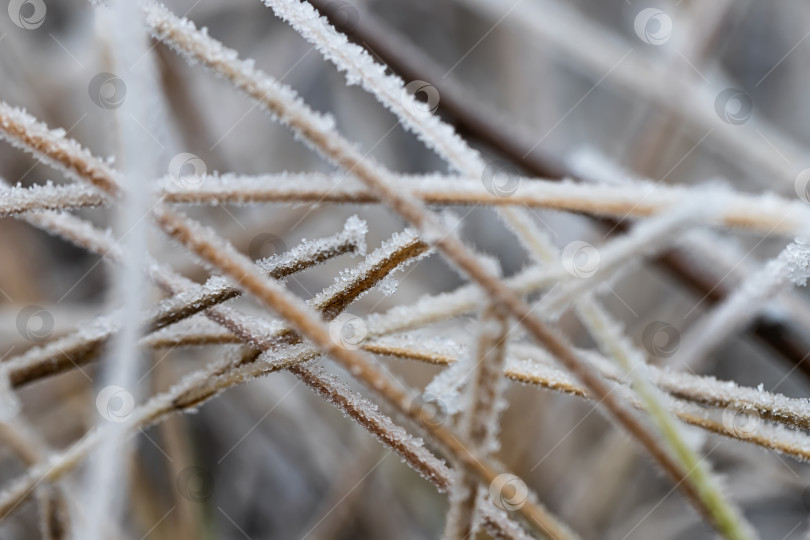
[{"x1": 2, "y1": 0, "x2": 810, "y2": 538}]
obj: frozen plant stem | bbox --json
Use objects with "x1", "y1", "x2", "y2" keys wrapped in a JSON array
[
  {"x1": 0, "y1": 213, "x2": 533, "y2": 539},
  {"x1": 0, "y1": 182, "x2": 105, "y2": 216},
  {"x1": 0, "y1": 344, "x2": 531, "y2": 540},
  {"x1": 3, "y1": 222, "x2": 363, "y2": 387},
  {"x1": 162, "y1": 174, "x2": 810, "y2": 237},
  {"x1": 444, "y1": 304, "x2": 510, "y2": 540},
  {"x1": 577, "y1": 299, "x2": 755, "y2": 540},
  {"x1": 20, "y1": 209, "x2": 810, "y2": 464},
  {"x1": 509, "y1": 210, "x2": 754, "y2": 540},
  {"x1": 10, "y1": 174, "x2": 810, "y2": 238},
  {"x1": 142, "y1": 5, "x2": 746, "y2": 534},
  {"x1": 21, "y1": 286, "x2": 810, "y2": 464},
  {"x1": 673, "y1": 240, "x2": 810, "y2": 372},
  {"x1": 129, "y1": 330, "x2": 810, "y2": 461},
  {"x1": 0, "y1": 97, "x2": 554, "y2": 535},
  {"x1": 368, "y1": 341, "x2": 810, "y2": 462},
  {"x1": 0, "y1": 114, "x2": 543, "y2": 539},
  {"x1": 530, "y1": 203, "x2": 706, "y2": 321},
  {"x1": 150, "y1": 207, "x2": 575, "y2": 539}
]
